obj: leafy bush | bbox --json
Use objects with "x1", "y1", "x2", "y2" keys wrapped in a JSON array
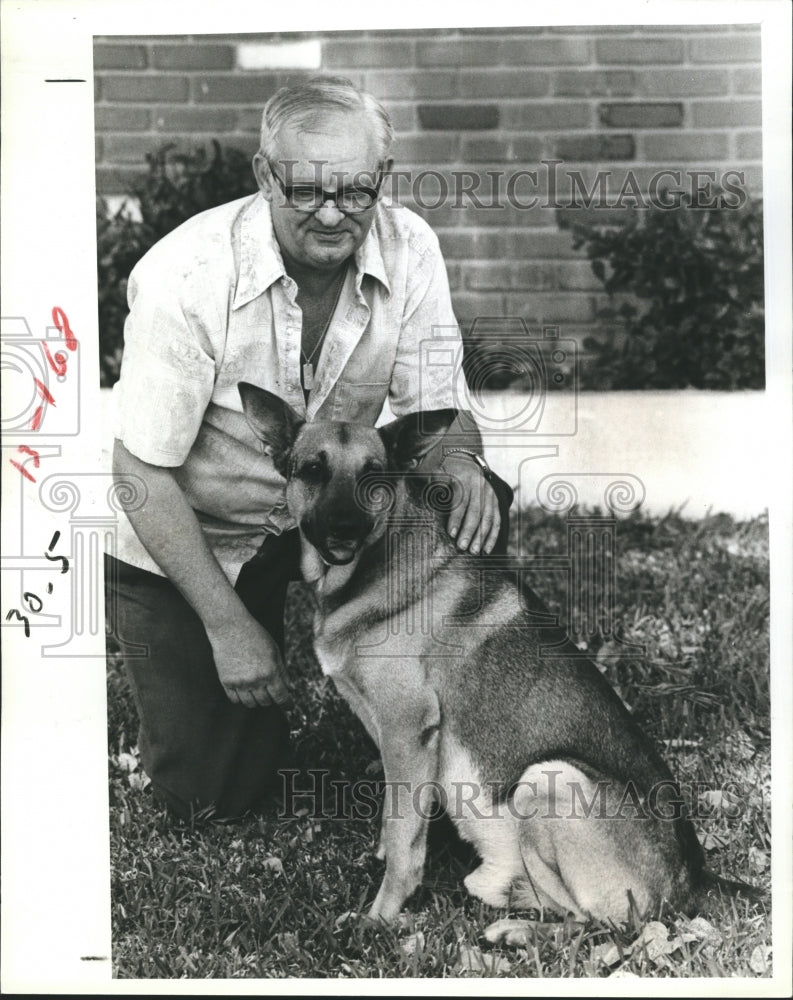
[
  {"x1": 560, "y1": 192, "x2": 765, "y2": 390},
  {"x1": 97, "y1": 141, "x2": 258, "y2": 386}
]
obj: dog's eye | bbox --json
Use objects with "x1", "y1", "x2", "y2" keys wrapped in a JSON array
[{"x1": 298, "y1": 460, "x2": 325, "y2": 482}]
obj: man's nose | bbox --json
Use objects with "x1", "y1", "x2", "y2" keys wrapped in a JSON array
[{"x1": 314, "y1": 201, "x2": 346, "y2": 227}]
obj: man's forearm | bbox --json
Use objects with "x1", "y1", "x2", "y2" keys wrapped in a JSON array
[{"x1": 112, "y1": 439, "x2": 247, "y2": 631}]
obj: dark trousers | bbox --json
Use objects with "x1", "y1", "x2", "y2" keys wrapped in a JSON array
[
  {"x1": 105, "y1": 529, "x2": 302, "y2": 820},
  {"x1": 106, "y1": 470, "x2": 513, "y2": 821}
]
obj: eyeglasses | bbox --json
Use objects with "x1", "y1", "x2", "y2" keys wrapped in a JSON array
[{"x1": 267, "y1": 158, "x2": 384, "y2": 214}]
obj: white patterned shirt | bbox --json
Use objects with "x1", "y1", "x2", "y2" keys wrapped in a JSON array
[{"x1": 110, "y1": 192, "x2": 466, "y2": 582}]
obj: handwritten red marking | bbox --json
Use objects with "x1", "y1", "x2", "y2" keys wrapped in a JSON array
[
  {"x1": 42, "y1": 342, "x2": 67, "y2": 377},
  {"x1": 34, "y1": 378, "x2": 56, "y2": 405},
  {"x1": 18, "y1": 446, "x2": 41, "y2": 466},
  {"x1": 9, "y1": 460, "x2": 35, "y2": 483},
  {"x1": 51, "y1": 306, "x2": 78, "y2": 352},
  {"x1": 52, "y1": 306, "x2": 77, "y2": 351},
  {"x1": 31, "y1": 405, "x2": 45, "y2": 431}
]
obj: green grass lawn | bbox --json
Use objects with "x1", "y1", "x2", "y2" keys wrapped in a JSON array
[{"x1": 106, "y1": 508, "x2": 771, "y2": 979}]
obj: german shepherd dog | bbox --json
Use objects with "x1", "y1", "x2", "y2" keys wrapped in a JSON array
[{"x1": 239, "y1": 383, "x2": 758, "y2": 925}]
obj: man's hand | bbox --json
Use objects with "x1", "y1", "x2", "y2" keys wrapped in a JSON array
[
  {"x1": 442, "y1": 455, "x2": 501, "y2": 555},
  {"x1": 206, "y1": 611, "x2": 291, "y2": 709}
]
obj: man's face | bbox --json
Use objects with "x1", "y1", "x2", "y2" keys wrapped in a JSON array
[{"x1": 254, "y1": 111, "x2": 386, "y2": 274}]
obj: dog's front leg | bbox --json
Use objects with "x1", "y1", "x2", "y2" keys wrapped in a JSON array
[{"x1": 366, "y1": 678, "x2": 441, "y2": 923}]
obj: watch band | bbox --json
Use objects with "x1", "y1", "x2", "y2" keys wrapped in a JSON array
[{"x1": 443, "y1": 447, "x2": 490, "y2": 474}]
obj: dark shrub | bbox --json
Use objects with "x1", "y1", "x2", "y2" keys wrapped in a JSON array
[
  {"x1": 96, "y1": 141, "x2": 258, "y2": 386},
  {"x1": 559, "y1": 191, "x2": 765, "y2": 390}
]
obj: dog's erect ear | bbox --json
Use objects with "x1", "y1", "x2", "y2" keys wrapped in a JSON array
[
  {"x1": 238, "y1": 382, "x2": 303, "y2": 477},
  {"x1": 379, "y1": 409, "x2": 457, "y2": 471}
]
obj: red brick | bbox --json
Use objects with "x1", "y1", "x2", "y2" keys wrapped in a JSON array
[
  {"x1": 507, "y1": 228, "x2": 581, "y2": 260},
  {"x1": 238, "y1": 106, "x2": 268, "y2": 134},
  {"x1": 556, "y1": 261, "x2": 601, "y2": 291},
  {"x1": 153, "y1": 107, "x2": 239, "y2": 132},
  {"x1": 692, "y1": 100, "x2": 761, "y2": 128},
  {"x1": 394, "y1": 199, "x2": 460, "y2": 230},
  {"x1": 640, "y1": 133, "x2": 729, "y2": 160},
  {"x1": 95, "y1": 136, "x2": 103, "y2": 162},
  {"x1": 459, "y1": 70, "x2": 549, "y2": 98},
  {"x1": 637, "y1": 68, "x2": 728, "y2": 97},
  {"x1": 460, "y1": 136, "x2": 544, "y2": 163},
  {"x1": 94, "y1": 106, "x2": 152, "y2": 131},
  {"x1": 732, "y1": 67, "x2": 762, "y2": 94},
  {"x1": 437, "y1": 229, "x2": 508, "y2": 260},
  {"x1": 501, "y1": 103, "x2": 591, "y2": 130},
  {"x1": 102, "y1": 75, "x2": 189, "y2": 103},
  {"x1": 364, "y1": 70, "x2": 456, "y2": 100},
  {"x1": 416, "y1": 39, "x2": 502, "y2": 68},
  {"x1": 151, "y1": 44, "x2": 235, "y2": 71},
  {"x1": 500, "y1": 37, "x2": 590, "y2": 65},
  {"x1": 450, "y1": 291, "x2": 508, "y2": 322},
  {"x1": 553, "y1": 70, "x2": 635, "y2": 97},
  {"x1": 689, "y1": 35, "x2": 761, "y2": 63},
  {"x1": 735, "y1": 131, "x2": 763, "y2": 159},
  {"x1": 193, "y1": 74, "x2": 281, "y2": 104},
  {"x1": 324, "y1": 39, "x2": 415, "y2": 68},
  {"x1": 417, "y1": 103, "x2": 499, "y2": 131},
  {"x1": 599, "y1": 102, "x2": 683, "y2": 128},
  {"x1": 464, "y1": 262, "x2": 554, "y2": 292},
  {"x1": 382, "y1": 103, "x2": 416, "y2": 132},
  {"x1": 506, "y1": 292, "x2": 595, "y2": 324},
  {"x1": 101, "y1": 135, "x2": 155, "y2": 164},
  {"x1": 462, "y1": 203, "x2": 556, "y2": 230},
  {"x1": 93, "y1": 44, "x2": 148, "y2": 70},
  {"x1": 554, "y1": 135, "x2": 635, "y2": 161},
  {"x1": 596, "y1": 38, "x2": 684, "y2": 64},
  {"x1": 95, "y1": 164, "x2": 145, "y2": 196},
  {"x1": 394, "y1": 134, "x2": 458, "y2": 162}
]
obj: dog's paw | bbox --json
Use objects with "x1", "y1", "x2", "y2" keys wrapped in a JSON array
[
  {"x1": 463, "y1": 865, "x2": 511, "y2": 908},
  {"x1": 483, "y1": 917, "x2": 536, "y2": 948}
]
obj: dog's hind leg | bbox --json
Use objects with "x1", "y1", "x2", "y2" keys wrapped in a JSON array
[{"x1": 511, "y1": 761, "x2": 671, "y2": 924}]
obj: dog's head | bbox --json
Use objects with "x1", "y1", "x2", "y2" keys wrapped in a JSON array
[{"x1": 239, "y1": 382, "x2": 456, "y2": 566}]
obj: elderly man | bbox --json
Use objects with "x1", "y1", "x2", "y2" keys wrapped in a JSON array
[{"x1": 107, "y1": 76, "x2": 511, "y2": 820}]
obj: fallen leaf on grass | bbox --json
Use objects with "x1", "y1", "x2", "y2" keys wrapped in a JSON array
[
  {"x1": 128, "y1": 771, "x2": 150, "y2": 791},
  {"x1": 263, "y1": 856, "x2": 284, "y2": 875},
  {"x1": 749, "y1": 944, "x2": 772, "y2": 974},
  {"x1": 682, "y1": 915, "x2": 723, "y2": 948},
  {"x1": 700, "y1": 831, "x2": 730, "y2": 852},
  {"x1": 116, "y1": 752, "x2": 138, "y2": 773},
  {"x1": 590, "y1": 940, "x2": 621, "y2": 968},
  {"x1": 457, "y1": 944, "x2": 511, "y2": 976},
  {"x1": 399, "y1": 931, "x2": 425, "y2": 958},
  {"x1": 748, "y1": 845, "x2": 770, "y2": 871}
]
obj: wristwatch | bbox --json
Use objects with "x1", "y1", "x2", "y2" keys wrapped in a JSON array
[{"x1": 443, "y1": 448, "x2": 491, "y2": 474}]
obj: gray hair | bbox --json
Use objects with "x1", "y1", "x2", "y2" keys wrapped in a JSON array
[{"x1": 259, "y1": 75, "x2": 394, "y2": 163}]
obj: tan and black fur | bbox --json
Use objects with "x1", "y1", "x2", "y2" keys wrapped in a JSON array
[{"x1": 239, "y1": 383, "x2": 759, "y2": 925}]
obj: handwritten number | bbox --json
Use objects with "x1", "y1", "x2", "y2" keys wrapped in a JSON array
[
  {"x1": 5, "y1": 609, "x2": 31, "y2": 638},
  {"x1": 23, "y1": 592, "x2": 43, "y2": 613}
]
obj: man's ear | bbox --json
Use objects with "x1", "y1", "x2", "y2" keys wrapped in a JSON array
[
  {"x1": 252, "y1": 152, "x2": 274, "y2": 202},
  {"x1": 238, "y1": 382, "x2": 303, "y2": 477},
  {"x1": 379, "y1": 409, "x2": 457, "y2": 472}
]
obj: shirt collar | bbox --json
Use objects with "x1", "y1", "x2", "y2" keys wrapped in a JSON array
[{"x1": 233, "y1": 193, "x2": 391, "y2": 310}]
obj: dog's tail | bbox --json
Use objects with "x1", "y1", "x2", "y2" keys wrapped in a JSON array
[{"x1": 695, "y1": 868, "x2": 769, "y2": 908}]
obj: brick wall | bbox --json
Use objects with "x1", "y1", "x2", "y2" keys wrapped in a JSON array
[{"x1": 94, "y1": 25, "x2": 762, "y2": 344}]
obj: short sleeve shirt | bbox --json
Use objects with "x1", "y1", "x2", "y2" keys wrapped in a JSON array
[{"x1": 111, "y1": 192, "x2": 467, "y2": 583}]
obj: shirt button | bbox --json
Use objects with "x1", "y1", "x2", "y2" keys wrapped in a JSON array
[{"x1": 286, "y1": 384, "x2": 296, "y2": 393}]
